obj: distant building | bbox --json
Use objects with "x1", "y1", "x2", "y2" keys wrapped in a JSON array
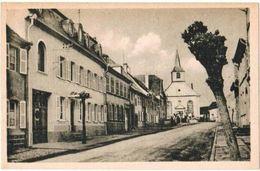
[
  {"x1": 126, "y1": 72, "x2": 149, "y2": 128},
  {"x1": 135, "y1": 74, "x2": 167, "y2": 122},
  {"x1": 200, "y1": 106, "x2": 210, "y2": 122},
  {"x1": 208, "y1": 102, "x2": 220, "y2": 122},
  {"x1": 6, "y1": 25, "x2": 32, "y2": 151},
  {"x1": 165, "y1": 50, "x2": 200, "y2": 121},
  {"x1": 104, "y1": 56, "x2": 131, "y2": 134}
]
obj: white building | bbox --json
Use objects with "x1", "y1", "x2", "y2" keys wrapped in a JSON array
[{"x1": 165, "y1": 50, "x2": 200, "y2": 120}]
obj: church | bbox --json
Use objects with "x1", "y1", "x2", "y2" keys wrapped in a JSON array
[{"x1": 165, "y1": 50, "x2": 200, "y2": 121}]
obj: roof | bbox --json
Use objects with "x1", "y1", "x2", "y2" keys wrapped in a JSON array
[
  {"x1": 165, "y1": 81, "x2": 200, "y2": 97},
  {"x1": 172, "y1": 50, "x2": 185, "y2": 72},
  {"x1": 126, "y1": 72, "x2": 149, "y2": 96},
  {"x1": 6, "y1": 25, "x2": 33, "y2": 48}
]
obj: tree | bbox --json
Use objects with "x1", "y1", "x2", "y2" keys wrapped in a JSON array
[{"x1": 181, "y1": 21, "x2": 240, "y2": 160}]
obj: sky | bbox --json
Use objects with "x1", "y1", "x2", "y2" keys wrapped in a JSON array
[
  {"x1": 61, "y1": 8, "x2": 247, "y2": 106},
  {"x1": 7, "y1": 8, "x2": 247, "y2": 106}
]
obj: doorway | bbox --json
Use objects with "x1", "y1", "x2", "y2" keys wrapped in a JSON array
[{"x1": 32, "y1": 90, "x2": 49, "y2": 144}]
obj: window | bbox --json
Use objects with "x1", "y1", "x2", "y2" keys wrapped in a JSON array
[
  {"x1": 70, "y1": 62, "x2": 75, "y2": 81},
  {"x1": 116, "y1": 80, "x2": 119, "y2": 95},
  {"x1": 106, "y1": 76, "x2": 110, "y2": 92},
  {"x1": 176, "y1": 72, "x2": 180, "y2": 79},
  {"x1": 100, "y1": 105, "x2": 104, "y2": 122},
  {"x1": 79, "y1": 101, "x2": 83, "y2": 121},
  {"x1": 7, "y1": 100, "x2": 16, "y2": 128},
  {"x1": 87, "y1": 103, "x2": 91, "y2": 121},
  {"x1": 79, "y1": 66, "x2": 84, "y2": 85},
  {"x1": 94, "y1": 104, "x2": 97, "y2": 121},
  {"x1": 87, "y1": 70, "x2": 91, "y2": 87},
  {"x1": 120, "y1": 82, "x2": 123, "y2": 96},
  {"x1": 94, "y1": 74, "x2": 98, "y2": 89},
  {"x1": 111, "y1": 77, "x2": 115, "y2": 94},
  {"x1": 9, "y1": 45, "x2": 17, "y2": 71},
  {"x1": 114, "y1": 105, "x2": 118, "y2": 121},
  {"x1": 59, "y1": 57, "x2": 65, "y2": 78},
  {"x1": 124, "y1": 85, "x2": 127, "y2": 98},
  {"x1": 57, "y1": 96, "x2": 65, "y2": 120},
  {"x1": 89, "y1": 104, "x2": 92, "y2": 121},
  {"x1": 60, "y1": 97, "x2": 65, "y2": 120},
  {"x1": 38, "y1": 41, "x2": 46, "y2": 72}
]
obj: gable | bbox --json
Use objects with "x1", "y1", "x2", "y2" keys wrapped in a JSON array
[{"x1": 165, "y1": 82, "x2": 200, "y2": 97}]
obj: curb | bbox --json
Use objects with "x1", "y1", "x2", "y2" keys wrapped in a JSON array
[{"x1": 209, "y1": 126, "x2": 218, "y2": 161}]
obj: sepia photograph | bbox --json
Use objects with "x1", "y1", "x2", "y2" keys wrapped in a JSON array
[{"x1": 1, "y1": 2, "x2": 259, "y2": 169}]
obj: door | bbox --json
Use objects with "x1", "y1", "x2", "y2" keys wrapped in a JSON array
[
  {"x1": 33, "y1": 90, "x2": 48, "y2": 144},
  {"x1": 70, "y1": 100, "x2": 75, "y2": 132}
]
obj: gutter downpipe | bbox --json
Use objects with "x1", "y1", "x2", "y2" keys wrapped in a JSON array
[{"x1": 26, "y1": 13, "x2": 36, "y2": 147}]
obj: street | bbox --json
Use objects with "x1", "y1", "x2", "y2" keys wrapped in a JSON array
[{"x1": 40, "y1": 122, "x2": 218, "y2": 162}]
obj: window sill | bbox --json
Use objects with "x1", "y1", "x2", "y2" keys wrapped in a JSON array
[
  {"x1": 57, "y1": 119, "x2": 67, "y2": 122},
  {"x1": 37, "y1": 70, "x2": 48, "y2": 75}
]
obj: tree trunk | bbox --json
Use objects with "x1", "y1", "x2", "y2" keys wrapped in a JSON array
[{"x1": 212, "y1": 88, "x2": 241, "y2": 160}]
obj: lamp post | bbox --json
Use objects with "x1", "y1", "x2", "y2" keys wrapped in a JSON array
[{"x1": 70, "y1": 91, "x2": 90, "y2": 144}]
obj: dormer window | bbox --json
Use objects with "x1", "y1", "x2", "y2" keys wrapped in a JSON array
[{"x1": 176, "y1": 72, "x2": 180, "y2": 79}]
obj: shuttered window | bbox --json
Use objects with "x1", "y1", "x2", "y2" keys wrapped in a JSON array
[
  {"x1": 9, "y1": 45, "x2": 17, "y2": 71},
  {"x1": 56, "y1": 96, "x2": 65, "y2": 120},
  {"x1": 19, "y1": 101, "x2": 26, "y2": 128},
  {"x1": 7, "y1": 100, "x2": 16, "y2": 129},
  {"x1": 20, "y1": 49, "x2": 27, "y2": 74}
]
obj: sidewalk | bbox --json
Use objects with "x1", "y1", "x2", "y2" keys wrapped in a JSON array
[
  {"x1": 210, "y1": 125, "x2": 250, "y2": 161},
  {"x1": 8, "y1": 123, "x2": 193, "y2": 162}
]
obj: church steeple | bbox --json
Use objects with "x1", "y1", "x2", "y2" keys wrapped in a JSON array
[{"x1": 171, "y1": 50, "x2": 185, "y2": 82}]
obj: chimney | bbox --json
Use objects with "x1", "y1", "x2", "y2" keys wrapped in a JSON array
[
  {"x1": 191, "y1": 83, "x2": 194, "y2": 89},
  {"x1": 123, "y1": 63, "x2": 129, "y2": 72}
]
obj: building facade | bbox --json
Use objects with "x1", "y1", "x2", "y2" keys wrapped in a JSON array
[
  {"x1": 104, "y1": 57, "x2": 131, "y2": 134},
  {"x1": 135, "y1": 74, "x2": 167, "y2": 124},
  {"x1": 231, "y1": 38, "x2": 250, "y2": 127},
  {"x1": 6, "y1": 25, "x2": 32, "y2": 152},
  {"x1": 25, "y1": 9, "x2": 107, "y2": 145},
  {"x1": 165, "y1": 50, "x2": 200, "y2": 121}
]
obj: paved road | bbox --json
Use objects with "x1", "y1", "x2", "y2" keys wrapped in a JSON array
[{"x1": 41, "y1": 122, "x2": 218, "y2": 162}]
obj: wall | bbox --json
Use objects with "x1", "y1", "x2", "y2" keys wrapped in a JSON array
[{"x1": 27, "y1": 21, "x2": 106, "y2": 145}]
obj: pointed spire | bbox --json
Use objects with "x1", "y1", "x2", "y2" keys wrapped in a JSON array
[{"x1": 172, "y1": 49, "x2": 184, "y2": 72}]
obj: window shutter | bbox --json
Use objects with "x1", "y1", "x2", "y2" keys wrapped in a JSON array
[
  {"x1": 57, "y1": 56, "x2": 60, "y2": 77},
  {"x1": 56, "y1": 96, "x2": 60, "y2": 120},
  {"x1": 92, "y1": 104, "x2": 95, "y2": 122},
  {"x1": 89, "y1": 103, "x2": 92, "y2": 121},
  {"x1": 67, "y1": 61, "x2": 71, "y2": 81},
  {"x1": 20, "y1": 49, "x2": 27, "y2": 74},
  {"x1": 77, "y1": 65, "x2": 80, "y2": 83},
  {"x1": 19, "y1": 101, "x2": 26, "y2": 128},
  {"x1": 6, "y1": 43, "x2": 10, "y2": 69},
  {"x1": 62, "y1": 59, "x2": 66, "y2": 79},
  {"x1": 85, "y1": 101, "x2": 88, "y2": 121}
]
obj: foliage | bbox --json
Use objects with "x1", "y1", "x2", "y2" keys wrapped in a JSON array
[{"x1": 182, "y1": 21, "x2": 228, "y2": 77}]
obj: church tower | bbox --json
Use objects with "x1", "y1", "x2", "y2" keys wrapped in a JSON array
[{"x1": 171, "y1": 50, "x2": 185, "y2": 82}]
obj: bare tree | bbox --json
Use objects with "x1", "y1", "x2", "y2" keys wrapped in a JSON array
[{"x1": 182, "y1": 21, "x2": 240, "y2": 160}]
